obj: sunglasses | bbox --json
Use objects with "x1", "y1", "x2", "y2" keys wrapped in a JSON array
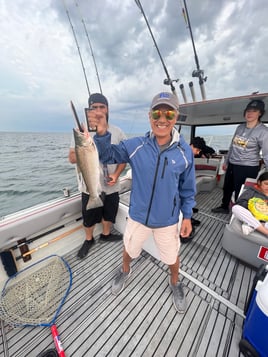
[{"x1": 151, "y1": 110, "x2": 176, "y2": 121}]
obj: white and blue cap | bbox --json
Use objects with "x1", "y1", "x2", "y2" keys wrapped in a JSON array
[{"x1": 150, "y1": 92, "x2": 179, "y2": 110}]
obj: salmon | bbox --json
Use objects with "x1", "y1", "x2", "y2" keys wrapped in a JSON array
[{"x1": 73, "y1": 128, "x2": 103, "y2": 210}]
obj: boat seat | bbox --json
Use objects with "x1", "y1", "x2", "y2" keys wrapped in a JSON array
[
  {"x1": 222, "y1": 178, "x2": 268, "y2": 268},
  {"x1": 194, "y1": 158, "x2": 220, "y2": 193}
]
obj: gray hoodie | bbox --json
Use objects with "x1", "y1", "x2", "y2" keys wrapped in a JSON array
[{"x1": 225, "y1": 122, "x2": 268, "y2": 167}]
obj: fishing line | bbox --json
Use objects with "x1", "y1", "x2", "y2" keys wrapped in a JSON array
[
  {"x1": 134, "y1": 0, "x2": 179, "y2": 94},
  {"x1": 61, "y1": 0, "x2": 91, "y2": 97},
  {"x1": 73, "y1": 0, "x2": 103, "y2": 94}
]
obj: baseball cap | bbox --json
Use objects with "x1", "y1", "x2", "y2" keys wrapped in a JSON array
[
  {"x1": 150, "y1": 92, "x2": 179, "y2": 110},
  {"x1": 88, "y1": 93, "x2": 108, "y2": 107},
  {"x1": 244, "y1": 100, "x2": 265, "y2": 114}
]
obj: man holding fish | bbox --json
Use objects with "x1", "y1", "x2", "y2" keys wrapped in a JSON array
[
  {"x1": 69, "y1": 93, "x2": 126, "y2": 259},
  {"x1": 89, "y1": 92, "x2": 196, "y2": 313}
]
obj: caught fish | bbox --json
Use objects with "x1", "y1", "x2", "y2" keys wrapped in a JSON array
[{"x1": 73, "y1": 128, "x2": 103, "y2": 210}]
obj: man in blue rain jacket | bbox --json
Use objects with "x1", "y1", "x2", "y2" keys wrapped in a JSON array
[{"x1": 90, "y1": 92, "x2": 196, "y2": 313}]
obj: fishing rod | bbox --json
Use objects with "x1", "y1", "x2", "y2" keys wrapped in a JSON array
[
  {"x1": 181, "y1": 0, "x2": 207, "y2": 100},
  {"x1": 70, "y1": 100, "x2": 84, "y2": 132},
  {"x1": 61, "y1": 0, "x2": 91, "y2": 97},
  {"x1": 73, "y1": 0, "x2": 103, "y2": 94},
  {"x1": 134, "y1": 0, "x2": 179, "y2": 94}
]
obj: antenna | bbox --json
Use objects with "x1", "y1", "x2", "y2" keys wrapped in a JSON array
[
  {"x1": 182, "y1": 0, "x2": 207, "y2": 100},
  {"x1": 73, "y1": 0, "x2": 103, "y2": 94},
  {"x1": 61, "y1": 0, "x2": 91, "y2": 97},
  {"x1": 135, "y1": 0, "x2": 179, "y2": 95}
]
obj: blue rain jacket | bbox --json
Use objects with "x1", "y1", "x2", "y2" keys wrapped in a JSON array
[{"x1": 94, "y1": 129, "x2": 196, "y2": 228}]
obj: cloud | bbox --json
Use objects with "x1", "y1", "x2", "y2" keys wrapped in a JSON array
[{"x1": 0, "y1": 0, "x2": 268, "y2": 133}]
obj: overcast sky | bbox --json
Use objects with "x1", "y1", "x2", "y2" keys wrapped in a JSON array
[{"x1": 1, "y1": 0, "x2": 268, "y2": 134}]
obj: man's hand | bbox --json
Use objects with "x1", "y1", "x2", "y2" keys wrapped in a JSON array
[
  {"x1": 86, "y1": 108, "x2": 107, "y2": 135},
  {"x1": 68, "y1": 148, "x2": 76, "y2": 164},
  {"x1": 105, "y1": 172, "x2": 117, "y2": 186},
  {"x1": 222, "y1": 163, "x2": 227, "y2": 171},
  {"x1": 180, "y1": 218, "x2": 192, "y2": 238}
]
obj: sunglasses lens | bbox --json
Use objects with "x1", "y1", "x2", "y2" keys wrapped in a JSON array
[
  {"x1": 152, "y1": 110, "x2": 161, "y2": 120},
  {"x1": 166, "y1": 110, "x2": 176, "y2": 120}
]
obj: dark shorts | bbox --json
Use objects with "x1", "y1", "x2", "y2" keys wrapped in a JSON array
[{"x1": 81, "y1": 192, "x2": 120, "y2": 227}]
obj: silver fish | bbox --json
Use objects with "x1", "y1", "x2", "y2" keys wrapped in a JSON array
[{"x1": 73, "y1": 128, "x2": 103, "y2": 210}]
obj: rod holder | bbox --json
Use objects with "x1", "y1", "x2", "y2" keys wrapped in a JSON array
[
  {"x1": 189, "y1": 82, "x2": 196, "y2": 102},
  {"x1": 179, "y1": 84, "x2": 187, "y2": 103}
]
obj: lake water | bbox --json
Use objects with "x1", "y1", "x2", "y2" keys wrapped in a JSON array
[{"x1": 0, "y1": 132, "x2": 77, "y2": 218}]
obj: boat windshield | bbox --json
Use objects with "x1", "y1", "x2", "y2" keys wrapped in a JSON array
[{"x1": 179, "y1": 124, "x2": 238, "y2": 154}]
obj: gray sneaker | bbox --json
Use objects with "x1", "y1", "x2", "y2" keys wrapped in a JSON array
[
  {"x1": 170, "y1": 281, "x2": 186, "y2": 313},
  {"x1": 111, "y1": 268, "x2": 131, "y2": 295}
]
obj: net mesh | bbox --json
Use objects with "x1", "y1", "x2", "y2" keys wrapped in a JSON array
[{"x1": 0, "y1": 255, "x2": 72, "y2": 327}]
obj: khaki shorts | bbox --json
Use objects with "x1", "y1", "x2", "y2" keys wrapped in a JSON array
[{"x1": 124, "y1": 217, "x2": 180, "y2": 265}]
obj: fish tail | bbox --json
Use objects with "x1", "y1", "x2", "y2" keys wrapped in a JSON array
[{"x1": 86, "y1": 196, "x2": 104, "y2": 210}]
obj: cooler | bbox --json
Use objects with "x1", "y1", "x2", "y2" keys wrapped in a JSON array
[{"x1": 240, "y1": 265, "x2": 268, "y2": 357}]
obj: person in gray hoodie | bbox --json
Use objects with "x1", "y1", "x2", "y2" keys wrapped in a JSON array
[
  {"x1": 232, "y1": 171, "x2": 268, "y2": 236},
  {"x1": 212, "y1": 99, "x2": 268, "y2": 214}
]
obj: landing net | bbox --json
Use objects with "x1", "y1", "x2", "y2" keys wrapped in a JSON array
[{"x1": 0, "y1": 255, "x2": 72, "y2": 327}]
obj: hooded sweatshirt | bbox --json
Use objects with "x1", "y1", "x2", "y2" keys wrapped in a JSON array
[{"x1": 225, "y1": 122, "x2": 268, "y2": 167}]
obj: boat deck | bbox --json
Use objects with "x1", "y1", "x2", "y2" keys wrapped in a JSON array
[{"x1": 0, "y1": 188, "x2": 256, "y2": 357}]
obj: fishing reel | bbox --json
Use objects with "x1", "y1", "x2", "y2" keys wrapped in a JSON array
[
  {"x1": 192, "y1": 69, "x2": 207, "y2": 82},
  {"x1": 163, "y1": 78, "x2": 179, "y2": 86}
]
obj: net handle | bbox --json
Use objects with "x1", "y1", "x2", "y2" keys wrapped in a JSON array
[
  {"x1": 22, "y1": 225, "x2": 82, "y2": 258},
  {"x1": 51, "y1": 324, "x2": 66, "y2": 357}
]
